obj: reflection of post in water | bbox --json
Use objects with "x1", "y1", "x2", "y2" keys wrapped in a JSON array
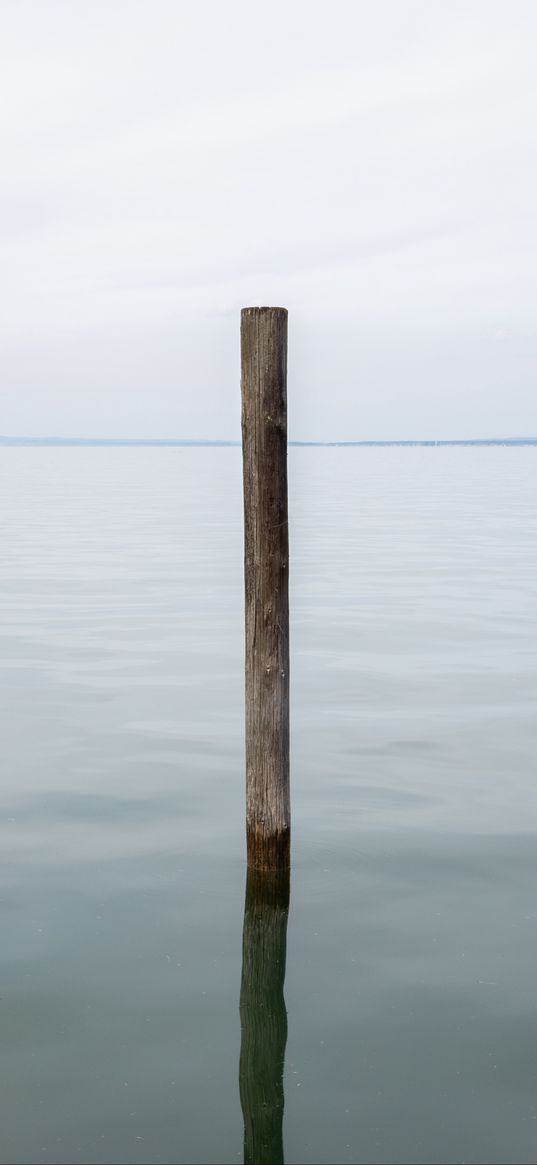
[{"x1": 239, "y1": 869, "x2": 290, "y2": 1165}]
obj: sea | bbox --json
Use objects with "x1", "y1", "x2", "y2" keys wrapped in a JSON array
[{"x1": 1, "y1": 444, "x2": 536, "y2": 1165}]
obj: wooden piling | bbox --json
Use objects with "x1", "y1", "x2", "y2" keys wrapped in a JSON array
[{"x1": 241, "y1": 307, "x2": 290, "y2": 871}]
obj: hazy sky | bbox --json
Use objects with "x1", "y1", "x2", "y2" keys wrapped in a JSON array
[{"x1": 1, "y1": 0, "x2": 536, "y2": 439}]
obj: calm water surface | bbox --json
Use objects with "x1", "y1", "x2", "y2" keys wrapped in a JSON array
[{"x1": 1, "y1": 447, "x2": 536, "y2": 1165}]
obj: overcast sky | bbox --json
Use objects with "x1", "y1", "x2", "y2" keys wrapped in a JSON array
[{"x1": 1, "y1": 0, "x2": 536, "y2": 439}]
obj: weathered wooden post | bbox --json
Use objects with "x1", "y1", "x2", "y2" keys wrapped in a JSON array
[{"x1": 241, "y1": 307, "x2": 290, "y2": 871}]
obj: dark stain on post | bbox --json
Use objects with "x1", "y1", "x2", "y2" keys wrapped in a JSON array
[{"x1": 241, "y1": 306, "x2": 290, "y2": 871}]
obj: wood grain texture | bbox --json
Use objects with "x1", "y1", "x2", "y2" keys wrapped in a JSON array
[
  {"x1": 241, "y1": 307, "x2": 290, "y2": 871},
  {"x1": 239, "y1": 870, "x2": 290, "y2": 1165}
]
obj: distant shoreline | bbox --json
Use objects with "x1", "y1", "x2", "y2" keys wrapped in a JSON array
[{"x1": 1, "y1": 437, "x2": 536, "y2": 448}]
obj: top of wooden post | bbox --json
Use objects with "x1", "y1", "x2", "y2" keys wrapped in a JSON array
[{"x1": 241, "y1": 306, "x2": 288, "y2": 315}]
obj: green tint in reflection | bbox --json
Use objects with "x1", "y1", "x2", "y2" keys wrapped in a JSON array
[{"x1": 239, "y1": 870, "x2": 290, "y2": 1165}]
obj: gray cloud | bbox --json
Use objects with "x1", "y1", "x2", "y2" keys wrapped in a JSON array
[{"x1": 1, "y1": 0, "x2": 536, "y2": 438}]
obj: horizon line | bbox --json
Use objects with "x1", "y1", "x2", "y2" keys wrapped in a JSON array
[{"x1": 1, "y1": 436, "x2": 536, "y2": 448}]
